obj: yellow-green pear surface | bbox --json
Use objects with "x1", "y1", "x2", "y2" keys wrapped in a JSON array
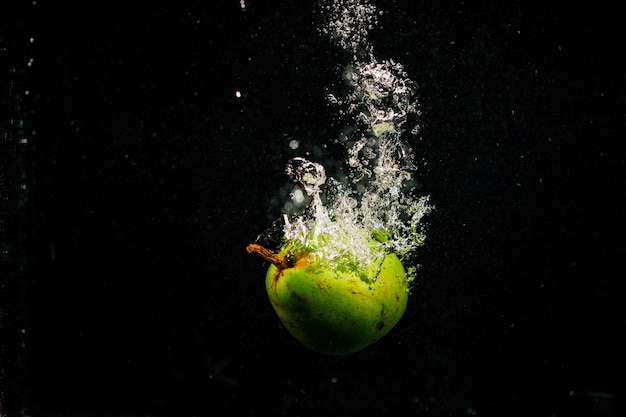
[{"x1": 247, "y1": 238, "x2": 408, "y2": 355}]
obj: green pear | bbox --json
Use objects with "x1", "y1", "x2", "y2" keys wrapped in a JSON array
[{"x1": 247, "y1": 237, "x2": 408, "y2": 355}]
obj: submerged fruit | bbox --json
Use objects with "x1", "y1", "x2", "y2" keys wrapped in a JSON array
[{"x1": 247, "y1": 238, "x2": 408, "y2": 355}]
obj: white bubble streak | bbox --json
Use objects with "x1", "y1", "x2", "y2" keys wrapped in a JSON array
[{"x1": 281, "y1": 0, "x2": 430, "y2": 279}]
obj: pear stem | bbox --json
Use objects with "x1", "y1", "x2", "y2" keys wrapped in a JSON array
[{"x1": 246, "y1": 244, "x2": 288, "y2": 270}]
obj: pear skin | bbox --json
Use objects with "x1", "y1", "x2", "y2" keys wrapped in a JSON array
[{"x1": 249, "y1": 243, "x2": 408, "y2": 355}]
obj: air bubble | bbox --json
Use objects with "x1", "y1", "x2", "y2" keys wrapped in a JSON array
[{"x1": 285, "y1": 157, "x2": 326, "y2": 195}]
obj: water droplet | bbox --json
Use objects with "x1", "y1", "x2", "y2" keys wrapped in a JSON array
[{"x1": 288, "y1": 139, "x2": 299, "y2": 150}]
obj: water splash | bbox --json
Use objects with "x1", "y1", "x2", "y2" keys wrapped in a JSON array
[{"x1": 275, "y1": 0, "x2": 430, "y2": 280}]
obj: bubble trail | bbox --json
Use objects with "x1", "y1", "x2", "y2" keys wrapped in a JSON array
[{"x1": 277, "y1": 0, "x2": 430, "y2": 281}]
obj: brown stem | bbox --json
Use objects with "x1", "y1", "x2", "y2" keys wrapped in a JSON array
[{"x1": 246, "y1": 244, "x2": 288, "y2": 270}]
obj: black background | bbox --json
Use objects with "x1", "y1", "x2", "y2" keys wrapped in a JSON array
[{"x1": 2, "y1": 1, "x2": 625, "y2": 416}]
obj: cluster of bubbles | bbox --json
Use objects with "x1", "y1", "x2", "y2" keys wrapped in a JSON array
[
  {"x1": 279, "y1": 0, "x2": 430, "y2": 279},
  {"x1": 321, "y1": 0, "x2": 379, "y2": 55}
]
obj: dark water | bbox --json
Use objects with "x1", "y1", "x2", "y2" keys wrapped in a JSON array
[{"x1": 2, "y1": 1, "x2": 625, "y2": 416}]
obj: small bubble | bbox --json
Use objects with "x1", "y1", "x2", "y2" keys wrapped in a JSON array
[
  {"x1": 283, "y1": 202, "x2": 294, "y2": 213},
  {"x1": 292, "y1": 189, "x2": 305, "y2": 204}
]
